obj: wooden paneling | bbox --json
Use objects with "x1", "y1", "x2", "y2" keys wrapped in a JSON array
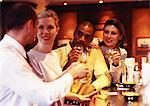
[
  {"x1": 50, "y1": 1, "x2": 149, "y2": 60},
  {"x1": 53, "y1": 12, "x2": 77, "y2": 48},
  {"x1": 57, "y1": 12, "x2": 77, "y2": 39},
  {"x1": 132, "y1": 8, "x2": 150, "y2": 62}
]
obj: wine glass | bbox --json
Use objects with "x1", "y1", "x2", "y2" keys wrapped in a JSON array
[
  {"x1": 77, "y1": 46, "x2": 89, "y2": 83},
  {"x1": 76, "y1": 46, "x2": 89, "y2": 64},
  {"x1": 106, "y1": 48, "x2": 120, "y2": 64},
  {"x1": 79, "y1": 51, "x2": 89, "y2": 64},
  {"x1": 106, "y1": 49, "x2": 114, "y2": 64}
]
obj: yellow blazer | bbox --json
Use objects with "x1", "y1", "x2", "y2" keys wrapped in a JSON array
[{"x1": 55, "y1": 43, "x2": 111, "y2": 95}]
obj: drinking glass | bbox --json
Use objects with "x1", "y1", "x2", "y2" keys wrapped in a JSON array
[
  {"x1": 77, "y1": 47, "x2": 89, "y2": 64},
  {"x1": 77, "y1": 46, "x2": 89, "y2": 83},
  {"x1": 106, "y1": 48, "x2": 120, "y2": 64},
  {"x1": 106, "y1": 49, "x2": 114, "y2": 64}
]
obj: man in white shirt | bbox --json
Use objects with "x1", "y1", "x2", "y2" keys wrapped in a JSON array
[{"x1": 0, "y1": 3, "x2": 88, "y2": 106}]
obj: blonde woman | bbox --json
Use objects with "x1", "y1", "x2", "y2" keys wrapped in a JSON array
[{"x1": 28, "y1": 10, "x2": 89, "y2": 105}]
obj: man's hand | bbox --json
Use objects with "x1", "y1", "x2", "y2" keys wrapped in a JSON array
[
  {"x1": 65, "y1": 90, "x2": 100, "y2": 102},
  {"x1": 65, "y1": 92, "x2": 91, "y2": 102},
  {"x1": 66, "y1": 62, "x2": 89, "y2": 79},
  {"x1": 63, "y1": 47, "x2": 83, "y2": 71},
  {"x1": 84, "y1": 90, "x2": 101, "y2": 98},
  {"x1": 68, "y1": 47, "x2": 82, "y2": 63}
]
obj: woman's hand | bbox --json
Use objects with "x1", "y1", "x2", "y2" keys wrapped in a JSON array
[{"x1": 111, "y1": 50, "x2": 121, "y2": 66}]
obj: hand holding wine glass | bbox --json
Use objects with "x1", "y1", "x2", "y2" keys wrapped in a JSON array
[
  {"x1": 77, "y1": 47, "x2": 89, "y2": 64},
  {"x1": 106, "y1": 48, "x2": 121, "y2": 65},
  {"x1": 106, "y1": 49, "x2": 114, "y2": 63},
  {"x1": 67, "y1": 46, "x2": 89, "y2": 83},
  {"x1": 77, "y1": 46, "x2": 89, "y2": 83}
]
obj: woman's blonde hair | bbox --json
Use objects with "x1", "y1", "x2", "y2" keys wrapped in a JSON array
[{"x1": 38, "y1": 9, "x2": 59, "y2": 29}]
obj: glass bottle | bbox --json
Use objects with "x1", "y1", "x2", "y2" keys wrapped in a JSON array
[{"x1": 134, "y1": 62, "x2": 140, "y2": 84}]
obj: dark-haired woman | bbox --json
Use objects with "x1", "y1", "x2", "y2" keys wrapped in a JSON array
[{"x1": 99, "y1": 18, "x2": 127, "y2": 84}]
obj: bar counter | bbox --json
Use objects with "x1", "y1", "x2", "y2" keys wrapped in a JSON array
[{"x1": 63, "y1": 84, "x2": 142, "y2": 106}]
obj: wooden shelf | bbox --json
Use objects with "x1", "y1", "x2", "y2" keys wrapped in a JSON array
[
  {"x1": 137, "y1": 48, "x2": 150, "y2": 51},
  {"x1": 136, "y1": 48, "x2": 150, "y2": 56}
]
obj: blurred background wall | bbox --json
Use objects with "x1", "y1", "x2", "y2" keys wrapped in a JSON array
[{"x1": 1, "y1": 0, "x2": 149, "y2": 63}]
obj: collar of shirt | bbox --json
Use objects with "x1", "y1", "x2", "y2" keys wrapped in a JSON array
[{"x1": 2, "y1": 34, "x2": 27, "y2": 59}]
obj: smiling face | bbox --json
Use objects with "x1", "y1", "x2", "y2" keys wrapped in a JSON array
[
  {"x1": 103, "y1": 25, "x2": 122, "y2": 48},
  {"x1": 37, "y1": 17, "x2": 59, "y2": 47}
]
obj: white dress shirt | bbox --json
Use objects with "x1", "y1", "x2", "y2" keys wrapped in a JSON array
[{"x1": 0, "y1": 34, "x2": 73, "y2": 106}]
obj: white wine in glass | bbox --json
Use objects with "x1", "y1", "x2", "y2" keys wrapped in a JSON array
[{"x1": 77, "y1": 47, "x2": 89, "y2": 83}]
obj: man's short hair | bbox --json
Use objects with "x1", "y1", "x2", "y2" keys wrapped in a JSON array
[{"x1": 5, "y1": 3, "x2": 37, "y2": 31}]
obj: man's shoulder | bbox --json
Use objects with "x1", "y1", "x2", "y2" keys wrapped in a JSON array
[
  {"x1": 91, "y1": 47, "x2": 102, "y2": 53},
  {"x1": 0, "y1": 45, "x2": 16, "y2": 55},
  {"x1": 54, "y1": 43, "x2": 71, "y2": 52},
  {"x1": 88, "y1": 48, "x2": 103, "y2": 59},
  {"x1": 0, "y1": 47, "x2": 19, "y2": 63}
]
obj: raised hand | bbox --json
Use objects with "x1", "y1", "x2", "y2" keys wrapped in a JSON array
[
  {"x1": 111, "y1": 50, "x2": 121, "y2": 66},
  {"x1": 68, "y1": 47, "x2": 83, "y2": 63},
  {"x1": 106, "y1": 49, "x2": 121, "y2": 66}
]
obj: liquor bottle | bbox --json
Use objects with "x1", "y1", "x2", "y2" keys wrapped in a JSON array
[
  {"x1": 134, "y1": 62, "x2": 140, "y2": 84},
  {"x1": 121, "y1": 62, "x2": 127, "y2": 83}
]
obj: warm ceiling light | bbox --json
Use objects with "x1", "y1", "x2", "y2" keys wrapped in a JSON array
[
  {"x1": 99, "y1": 0, "x2": 104, "y2": 3},
  {"x1": 63, "y1": 2, "x2": 68, "y2": 5}
]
